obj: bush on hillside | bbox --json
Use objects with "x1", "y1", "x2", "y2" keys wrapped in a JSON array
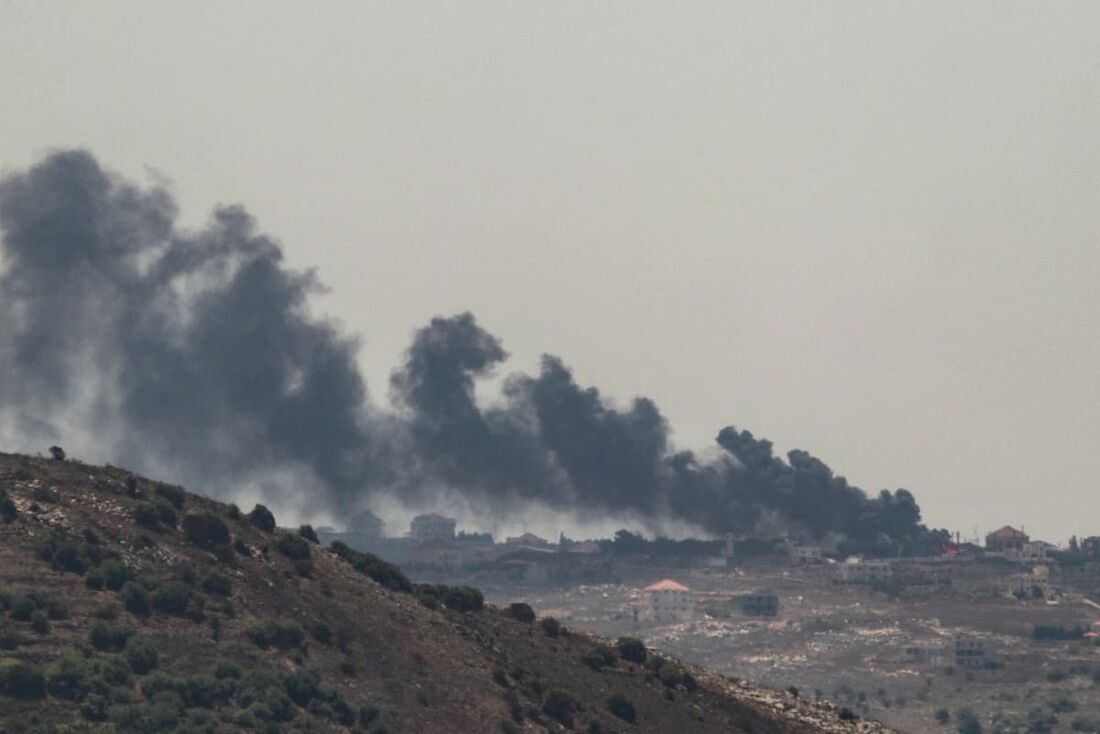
[
  {"x1": 200, "y1": 570, "x2": 231, "y2": 597},
  {"x1": 182, "y1": 512, "x2": 231, "y2": 549},
  {"x1": 540, "y1": 617, "x2": 561, "y2": 638},
  {"x1": 508, "y1": 603, "x2": 536, "y2": 623},
  {"x1": 119, "y1": 581, "x2": 151, "y2": 617},
  {"x1": 30, "y1": 610, "x2": 49, "y2": 634},
  {"x1": 275, "y1": 532, "x2": 311, "y2": 561},
  {"x1": 123, "y1": 635, "x2": 159, "y2": 674},
  {"x1": 542, "y1": 690, "x2": 577, "y2": 727},
  {"x1": 89, "y1": 622, "x2": 135, "y2": 652},
  {"x1": 247, "y1": 619, "x2": 305, "y2": 650},
  {"x1": 45, "y1": 655, "x2": 94, "y2": 700},
  {"x1": 616, "y1": 637, "x2": 647, "y2": 664},
  {"x1": 607, "y1": 693, "x2": 637, "y2": 722},
  {"x1": 99, "y1": 559, "x2": 130, "y2": 591},
  {"x1": 154, "y1": 484, "x2": 187, "y2": 509},
  {"x1": 0, "y1": 658, "x2": 46, "y2": 699},
  {"x1": 0, "y1": 490, "x2": 16, "y2": 522},
  {"x1": 583, "y1": 644, "x2": 618, "y2": 671},
  {"x1": 329, "y1": 541, "x2": 412, "y2": 593},
  {"x1": 248, "y1": 504, "x2": 277, "y2": 533},
  {"x1": 298, "y1": 525, "x2": 319, "y2": 543}
]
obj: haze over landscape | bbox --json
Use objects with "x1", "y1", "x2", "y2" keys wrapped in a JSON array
[{"x1": 3, "y1": 2, "x2": 1099, "y2": 541}]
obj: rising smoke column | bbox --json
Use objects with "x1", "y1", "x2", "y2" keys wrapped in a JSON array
[
  {"x1": 0, "y1": 150, "x2": 381, "y2": 512},
  {"x1": 0, "y1": 150, "x2": 938, "y2": 548}
]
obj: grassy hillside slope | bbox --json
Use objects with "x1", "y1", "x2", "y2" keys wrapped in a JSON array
[{"x1": 0, "y1": 453, "x2": 890, "y2": 734}]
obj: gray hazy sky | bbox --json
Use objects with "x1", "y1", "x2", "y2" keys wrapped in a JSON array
[{"x1": 3, "y1": 2, "x2": 1098, "y2": 542}]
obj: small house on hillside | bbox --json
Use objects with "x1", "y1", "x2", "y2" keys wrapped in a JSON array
[
  {"x1": 986, "y1": 526, "x2": 1029, "y2": 552},
  {"x1": 642, "y1": 579, "x2": 694, "y2": 623},
  {"x1": 410, "y1": 513, "x2": 456, "y2": 542},
  {"x1": 348, "y1": 510, "x2": 385, "y2": 539}
]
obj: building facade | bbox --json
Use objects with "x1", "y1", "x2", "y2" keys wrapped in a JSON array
[
  {"x1": 410, "y1": 513, "x2": 457, "y2": 543},
  {"x1": 642, "y1": 579, "x2": 694, "y2": 623}
]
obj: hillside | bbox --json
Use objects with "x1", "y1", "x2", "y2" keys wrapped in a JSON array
[{"x1": 0, "y1": 452, "x2": 892, "y2": 734}]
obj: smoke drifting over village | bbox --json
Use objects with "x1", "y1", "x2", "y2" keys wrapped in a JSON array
[{"x1": 0, "y1": 151, "x2": 936, "y2": 549}]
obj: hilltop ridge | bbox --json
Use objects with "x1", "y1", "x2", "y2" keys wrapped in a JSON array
[{"x1": 0, "y1": 452, "x2": 893, "y2": 733}]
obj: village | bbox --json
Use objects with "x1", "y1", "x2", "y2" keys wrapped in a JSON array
[{"x1": 322, "y1": 514, "x2": 1100, "y2": 733}]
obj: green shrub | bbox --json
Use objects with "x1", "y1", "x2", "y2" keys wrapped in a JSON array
[
  {"x1": 275, "y1": 532, "x2": 311, "y2": 561},
  {"x1": 616, "y1": 637, "x2": 647, "y2": 664},
  {"x1": 247, "y1": 618, "x2": 304, "y2": 650},
  {"x1": 50, "y1": 540, "x2": 88, "y2": 574},
  {"x1": 200, "y1": 570, "x2": 231, "y2": 597},
  {"x1": 542, "y1": 690, "x2": 577, "y2": 727},
  {"x1": 0, "y1": 490, "x2": 16, "y2": 522},
  {"x1": 154, "y1": 484, "x2": 187, "y2": 509},
  {"x1": 248, "y1": 504, "x2": 276, "y2": 533},
  {"x1": 123, "y1": 635, "x2": 159, "y2": 674},
  {"x1": 85, "y1": 568, "x2": 105, "y2": 590},
  {"x1": 45, "y1": 655, "x2": 94, "y2": 700},
  {"x1": 89, "y1": 622, "x2": 135, "y2": 652},
  {"x1": 94, "y1": 602, "x2": 119, "y2": 621},
  {"x1": 298, "y1": 525, "x2": 319, "y2": 543},
  {"x1": 540, "y1": 617, "x2": 561, "y2": 638},
  {"x1": 80, "y1": 692, "x2": 110, "y2": 721},
  {"x1": 98, "y1": 559, "x2": 130, "y2": 591},
  {"x1": 225, "y1": 503, "x2": 242, "y2": 520},
  {"x1": 152, "y1": 581, "x2": 200, "y2": 617},
  {"x1": 330, "y1": 541, "x2": 413, "y2": 593},
  {"x1": 0, "y1": 624, "x2": 18, "y2": 650},
  {"x1": 282, "y1": 669, "x2": 320, "y2": 706},
  {"x1": 607, "y1": 693, "x2": 637, "y2": 722},
  {"x1": 94, "y1": 656, "x2": 132, "y2": 686},
  {"x1": 9, "y1": 595, "x2": 35, "y2": 621},
  {"x1": 214, "y1": 661, "x2": 242, "y2": 680},
  {"x1": 46, "y1": 598, "x2": 69, "y2": 620},
  {"x1": 583, "y1": 644, "x2": 618, "y2": 671},
  {"x1": 359, "y1": 704, "x2": 381, "y2": 726},
  {"x1": 0, "y1": 658, "x2": 46, "y2": 699},
  {"x1": 508, "y1": 603, "x2": 536, "y2": 623},
  {"x1": 182, "y1": 512, "x2": 230, "y2": 549},
  {"x1": 30, "y1": 610, "x2": 49, "y2": 634},
  {"x1": 134, "y1": 503, "x2": 164, "y2": 531},
  {"x1": 311, "y1": 619, "x2": 332, "y2": 645},
  {"x1": 119, "y1": 581, "x2": 152, "y2": 617}
]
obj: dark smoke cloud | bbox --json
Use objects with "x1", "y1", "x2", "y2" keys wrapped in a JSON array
[
  {"x1": 0, "y1": 150, "x2": 940, "y2": 549},
  {"x1": 0, "y1": 151, "x2": 380, "y2": 512}
]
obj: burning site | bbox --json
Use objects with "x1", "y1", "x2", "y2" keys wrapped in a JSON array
[{"x1": 2, "y1": 4, "x2": 1099, "y2": 733}]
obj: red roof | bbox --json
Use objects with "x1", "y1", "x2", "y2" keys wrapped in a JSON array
[{"x1": 644, "y1": 579, "x2": 689, "y2": 592}]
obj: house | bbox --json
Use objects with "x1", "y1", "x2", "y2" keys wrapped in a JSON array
[
  {"x1": 789, "y1": 544, "x2": 824, "y2": 564},
  {"x1": 348, "y1": 510, "x2": 385, "y2": 539},
  {"x1": 1006, "y1": 541, "x2": 1052, "y2": 563},
  {"x1": 505, "y1": 532, "x2": 551, "y2": 548},
  {"x1": 410, "y1": 513, "x2": 456, "y2": 543},
  {"x1": 836, "y1": 557, "x2": 893, "y2": 584},
  {"x1": 642, "y1": 579, "x2": 694, "y2": 623},
  {"x1": 730, "y1": 593, "x2": 779, "y2": 618},
  {"x1": 954, "y1": 635, "x2": 992, "y2": 669},
  {"x1": 985, "y1": 526, "x2": 1029, "y2": 552}
]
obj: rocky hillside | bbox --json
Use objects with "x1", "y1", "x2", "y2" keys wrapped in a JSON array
[{"x1": 0, "y1": 452, "x2": 894, "y2": 734}]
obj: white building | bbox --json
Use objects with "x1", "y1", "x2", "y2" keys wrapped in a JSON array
[
  {"x1": 836, "y1": 557, "x2": 893, "y2": 584},
  {"x1": 348, "y1": 510, "x2": 385, "y2": 539},
  {"x1": 790, "y1": 545, "x2": 824, "y2": 564},
  {"x1": 1006, "y1": 541, "x2": 1052, "y2": 564},
  {"x1": 642, "y1": 579, "x2": 694, "y2": 623},
  {"x1": 410, "y1": 513, "x2": 456, "y2": 542}
]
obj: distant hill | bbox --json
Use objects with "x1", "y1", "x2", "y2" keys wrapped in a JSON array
[{"x1": 0, "y1": 452, "x2": 891, "y2": 733}]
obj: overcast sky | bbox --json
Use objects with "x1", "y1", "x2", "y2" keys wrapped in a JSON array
[{"x1": 2, "y1": 2, "x2": 1098, "y2": 542}]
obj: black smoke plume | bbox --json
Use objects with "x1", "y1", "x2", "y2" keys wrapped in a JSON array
[{"x1": 0, "y1": 151, "x2": 941, "y2": 550}]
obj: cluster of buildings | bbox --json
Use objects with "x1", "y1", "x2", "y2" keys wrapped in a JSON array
[{"x1": 316, "y1": 511, "x2": 611, "y2": 584}]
